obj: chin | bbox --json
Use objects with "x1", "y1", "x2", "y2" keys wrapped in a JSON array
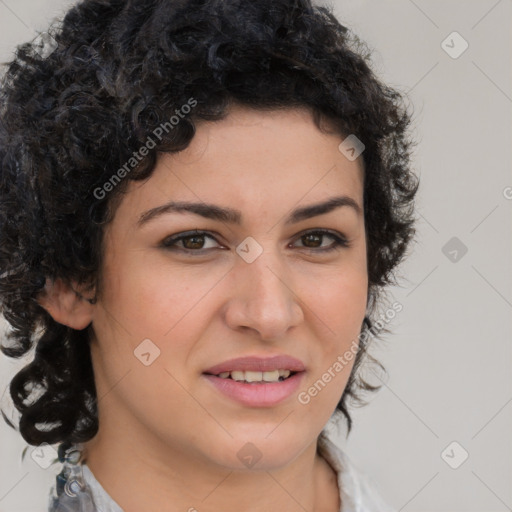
[{"x1": 205, "y1": 432, "x2": 312, "y2": 472}]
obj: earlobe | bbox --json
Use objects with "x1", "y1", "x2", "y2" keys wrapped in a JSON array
[{"x1": 37, "y1": 278, "x2": 95, "y2": 330}]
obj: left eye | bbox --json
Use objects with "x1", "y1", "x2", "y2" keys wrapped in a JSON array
[
  {"x1": 291, "y1": 230, "x2": 349, "y2": 252},
  {"x1": 161, "y1": 229, "x2": 349, "y2": 254}
]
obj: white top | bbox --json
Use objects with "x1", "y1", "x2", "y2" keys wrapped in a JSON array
[{"x1": 48, "y1": 430, "x2": 395, "y2": 512}]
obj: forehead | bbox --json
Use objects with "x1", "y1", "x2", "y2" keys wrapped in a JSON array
[{"x1": 114, "y1": 105, "x2": 364, "y2": 227}]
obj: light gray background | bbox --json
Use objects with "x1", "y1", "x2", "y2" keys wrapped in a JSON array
[{"x1": 0, "y1": 1, "x2": 511, "y2": 511}]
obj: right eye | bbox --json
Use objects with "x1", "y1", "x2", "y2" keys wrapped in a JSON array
[{"x1": 160, "y1": 230, "x2": 225, "y2": 254}]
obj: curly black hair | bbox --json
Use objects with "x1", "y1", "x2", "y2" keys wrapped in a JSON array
[{"x1": 0, "y1": 0, "x2": 419, "y2": 448}]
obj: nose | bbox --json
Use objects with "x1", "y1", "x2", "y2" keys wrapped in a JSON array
[{"x1": 223, "y1": 248, "x2": 304, "y2": 340}]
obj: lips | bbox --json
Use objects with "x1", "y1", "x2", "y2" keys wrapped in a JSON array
[
  {"x1": 203, "y1": 355, "x2": 306, "y2": 375},
  {"x1": 202, "y1": 355, "x2": 307, "y2": 407}
]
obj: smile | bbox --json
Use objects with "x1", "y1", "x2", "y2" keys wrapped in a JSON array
[{"x1": 215, "y1": 369, "x2": 294, "y2": 383}]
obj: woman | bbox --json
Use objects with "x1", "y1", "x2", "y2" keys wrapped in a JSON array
[{"x1": 0, "y1": 0, "x2": 419, "y2": 510}]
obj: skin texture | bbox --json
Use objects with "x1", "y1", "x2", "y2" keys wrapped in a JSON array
[{"x1": 40, "y1": 105, "x2": 367, "y2": 512}]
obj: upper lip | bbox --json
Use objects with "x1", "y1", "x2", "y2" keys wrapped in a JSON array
[{"x1": 203, "y1": 355, "x2": 306, "y2": 375}]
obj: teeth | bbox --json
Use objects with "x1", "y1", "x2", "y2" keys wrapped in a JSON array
[
  {"x1": 217, "y1": 369, "x2": 292, "y2": 382},
  {"x1": 262, "y1": 370, "x2": 280, "y2": 382},
  {"x1": 246, "y1": 371, "x2": 263, "y2": 382},
  {"x1": 230, "y1": 370, "x2": 246, "y2": 381}
]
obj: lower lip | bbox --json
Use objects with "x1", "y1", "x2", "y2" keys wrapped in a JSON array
[{"x1": 202, "y1": 372, "x2": 305, "y2": 407}]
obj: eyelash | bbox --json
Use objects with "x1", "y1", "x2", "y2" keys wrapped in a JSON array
[{"x1": 160, "y1": 229, "x2": 350, "y2": 255}]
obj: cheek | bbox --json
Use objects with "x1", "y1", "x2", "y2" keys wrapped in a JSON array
[
  {"x1": 331, "y1": 275, "x2": 367, "y2": 334},
  {"x1": 311, "y1": 264, "x2": 368, "y2": 340},
  {"x1": 298, "y1": 270, "x2": 366, "y2": 422},
  {"x1": 302, "y1": 259, "x2": 367, "y2": 408},
  {"x1": 100, "y1": 252, "x2": 217, "y2": 341}
]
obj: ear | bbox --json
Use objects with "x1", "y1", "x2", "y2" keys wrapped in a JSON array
[{"x1": 37, "y1": 278, "x2": 95, "y2": 330}]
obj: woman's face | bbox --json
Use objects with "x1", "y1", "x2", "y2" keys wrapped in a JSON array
[{"x1": 89, "y1": 105, "x2": 368, "y2": 469}]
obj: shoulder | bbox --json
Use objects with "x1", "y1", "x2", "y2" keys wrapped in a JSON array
[{"x1": 317, "y1": 431, "x2": 396, "y2": 512}]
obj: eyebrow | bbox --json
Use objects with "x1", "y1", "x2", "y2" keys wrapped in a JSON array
[{"x1": 137, "y1": 195, "x2": 362, "y2": 227}]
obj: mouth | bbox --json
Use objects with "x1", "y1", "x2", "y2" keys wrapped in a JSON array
[
  {"x1": 202, "y1": 355, "x2": 306, "y2": 407},
  {"x1": 203, "y1": 369, "x2": 299, "y2": 384},
  {"x1": 203, "y1": 354, "x2": 306, "y2": 374}
]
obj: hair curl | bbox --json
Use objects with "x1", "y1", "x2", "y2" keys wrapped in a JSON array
[{"x1": 0, "y1": 0, "x2": 419, "y2": 447}]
